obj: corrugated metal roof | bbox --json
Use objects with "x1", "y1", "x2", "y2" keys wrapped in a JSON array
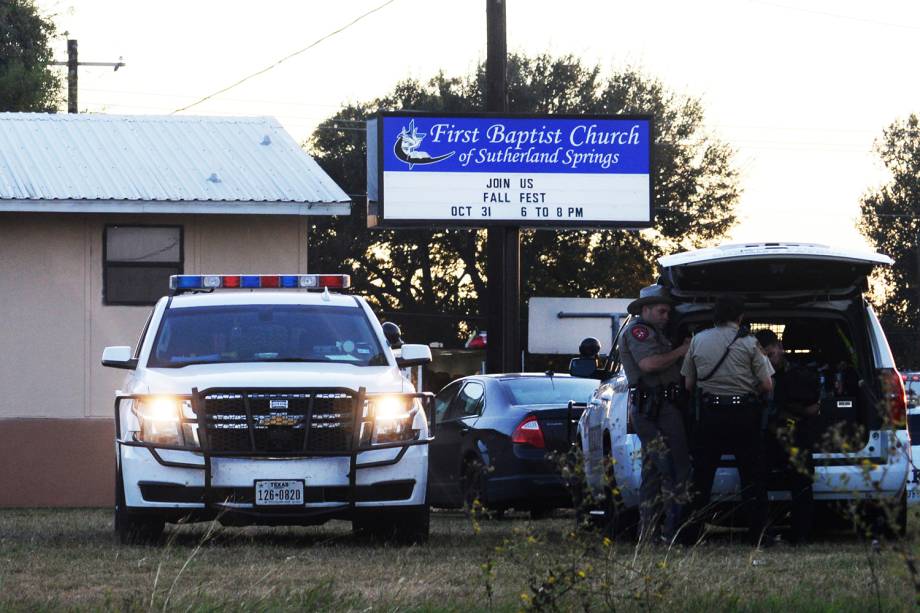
[{"x1": 0, "y1": 113, "x2": 351, "y2": 215}]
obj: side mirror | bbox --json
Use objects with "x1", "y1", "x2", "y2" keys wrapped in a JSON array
[
  {"x1": 569, "y1": 357, "x2": 602, "y2": 379},
  {"x1": 102, "y1": 346, "x2": 138, "y2": 370},
  {"x1": 396, "y1": 344, "x2": 432, "y2": 368}
]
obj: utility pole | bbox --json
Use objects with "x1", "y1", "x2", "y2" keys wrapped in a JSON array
[
  {"x1": 484, "y1": 0, "x2": 521, "y2": 374},
  {"x1": 50, "y1": 39, "x2": 125, "y2": 113}
]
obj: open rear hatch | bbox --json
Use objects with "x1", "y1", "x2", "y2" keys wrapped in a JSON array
[
  {"x1": 658, "y1": 243, "x2": 892, "y2": 296},
  {"x1": 661, "y1": 242, "x2": 901, "y2": 458}
]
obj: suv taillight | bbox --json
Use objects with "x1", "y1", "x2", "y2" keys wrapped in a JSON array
[
  {"x1": 880, "y1": 368, "x2": 907, "y2": 427},
  {"x1": 512, "y1": 416, "x2": 545, "y2": 448}
]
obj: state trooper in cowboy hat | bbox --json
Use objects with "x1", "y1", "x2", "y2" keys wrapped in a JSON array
[{"x1": 620, "y1": 284, "x2": 691, "y2": 544}]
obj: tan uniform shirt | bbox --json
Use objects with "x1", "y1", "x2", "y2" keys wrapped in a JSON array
[
  {"x1": 681, "y1": 323, "x2": 774, "y2": 396},
  {"x1": 619, "y1": 317, "x2": 681, "y2": 388}
]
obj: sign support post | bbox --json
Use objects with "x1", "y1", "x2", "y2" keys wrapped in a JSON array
[{"x1": 485, "y1": 0, "x2": 519, "y2": 374}]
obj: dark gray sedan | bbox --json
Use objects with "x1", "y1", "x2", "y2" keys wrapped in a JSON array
[{"x1": 428, "y1": 373, "x2": 598, "y2": 517}]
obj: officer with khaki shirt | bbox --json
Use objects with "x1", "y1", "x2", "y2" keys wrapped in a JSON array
[
  {"x1": 682, "y1": 295, "x2": 774, "y2": 546},
  {"x1": 620, "y1": 285, "x2": 691, "y2": 544}
]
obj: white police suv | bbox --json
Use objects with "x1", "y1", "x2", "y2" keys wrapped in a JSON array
[
  {"x1": 571, "y1": 243, "x2": 915, "y2": 535},
  {"x1": 102, "y1": 274, "x2": 434, "y2": 544}
]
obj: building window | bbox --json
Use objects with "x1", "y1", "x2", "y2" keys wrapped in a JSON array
[{"x1": 104, "y1": 225, "x2": 183, "y2": 305}]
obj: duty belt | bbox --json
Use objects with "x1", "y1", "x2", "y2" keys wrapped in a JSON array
[
  {"x1": 701, "y1": 393, "x2": 761, "y2": 407},
  {"x1": 629, "y1": 383, "x2": 684, "y2": 408},
  {"x1": 662, "y1": 383, "x2": 684, "y2": 401}
]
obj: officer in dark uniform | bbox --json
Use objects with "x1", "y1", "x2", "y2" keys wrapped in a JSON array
[
  {"x1": 681, "y1": 295, "x2": 774, "y2": 546},
  {"x1": 620, "y1": 285, "x2": 691, "y2": 544},
  {"x1": 755, "y1": 329, "x2": 819, "y2": 544}
]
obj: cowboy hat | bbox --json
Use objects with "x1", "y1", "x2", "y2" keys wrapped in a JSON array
[{"x1": 627, "y1": 284, "x2": 674, "y2": 315}]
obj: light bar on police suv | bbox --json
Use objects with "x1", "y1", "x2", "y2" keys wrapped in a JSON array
[{"x1": 169, "y1": 274, "x2": 351, "y2": 292}]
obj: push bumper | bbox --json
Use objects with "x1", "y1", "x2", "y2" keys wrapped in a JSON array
[{"x1": 115, "y1": 387, "x2": 433, "y2": 523}]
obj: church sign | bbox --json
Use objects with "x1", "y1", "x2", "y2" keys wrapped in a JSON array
[{"x1": 367, "y1": 111, "x2": 653, "y2": 228}]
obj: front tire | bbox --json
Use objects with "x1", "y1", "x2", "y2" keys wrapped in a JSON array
[{"x1": 114, "y1": 464, "x2": 164, "y2": 546}]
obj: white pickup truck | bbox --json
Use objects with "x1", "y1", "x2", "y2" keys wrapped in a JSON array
[{"x1": 102, "y1": 274, "x2": 433, "y2": 544}]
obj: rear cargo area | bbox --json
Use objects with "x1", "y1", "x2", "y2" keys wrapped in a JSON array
[{"x1": 675, "y1": 307, "x2": 879, "y2": 453}]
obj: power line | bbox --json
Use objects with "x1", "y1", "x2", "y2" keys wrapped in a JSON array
[
  {"x1": 82, "y1": 87, "x2": 346, "y2": 108},
  {"x1": 172, "y1": 0, "x2": 399, "y2": 114}
]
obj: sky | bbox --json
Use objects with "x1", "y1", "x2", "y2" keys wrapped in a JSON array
[{"x1": 37, "y1": 0, "x2": 920, "y2": 251}]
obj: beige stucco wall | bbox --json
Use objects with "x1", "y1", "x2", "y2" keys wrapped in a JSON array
[{"x1": 0, "y1": 212, "x2": 309, "y2": 420}]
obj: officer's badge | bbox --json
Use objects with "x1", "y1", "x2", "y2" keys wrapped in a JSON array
[{"x1": 631, "y1": 325, "x2": 650, "y2": 341}]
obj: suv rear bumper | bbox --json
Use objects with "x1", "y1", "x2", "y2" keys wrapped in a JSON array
[{"x1": 707, "y1": 430, "x2": 911, "y2": 502}]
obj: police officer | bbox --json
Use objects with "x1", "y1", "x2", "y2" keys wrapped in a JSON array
[
  {"x1": 681, "y1": 295, "x2": 774, "y2": 546},
  {"x1": 620, "y1": 285, "x2": 691, "y2": 544},
  {"x1": 755, "y1": 329, "x2": 819, "y2": 544}
]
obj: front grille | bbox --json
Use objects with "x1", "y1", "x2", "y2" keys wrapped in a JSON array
[{"x1": 196, "y1": 390, "x2": 357, "y2": 454}]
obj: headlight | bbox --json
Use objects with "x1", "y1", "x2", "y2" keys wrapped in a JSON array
[
  {"x1": 366, "y1": 396, "x2": 419, "y2": 445},
  {"x1": 133, "y1": 396, "x2": 197, "y2": 448}
]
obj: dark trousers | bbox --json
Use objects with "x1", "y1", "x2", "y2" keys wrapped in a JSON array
[
  {"x1": 692, "y1": 403, "x2": 768, "y2": 545},
  {"x1": 630, "y1": 401, "x2": 691, "y2": 541},
  {"x1": 768, "y1": 416, "x2": 817, "y2": 543}
]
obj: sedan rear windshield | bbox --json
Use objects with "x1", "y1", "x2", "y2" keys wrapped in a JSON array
[
  {"x1": 148, "y1": 305, "x2": 386, "y2": 368},
  {"x1": 501, "y1": 378, "x2": 598, "y2": 406}
]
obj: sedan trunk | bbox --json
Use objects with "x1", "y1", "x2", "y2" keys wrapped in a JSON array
[{"x1": 528, "y1": 405, "x2": 585, "y2": 453}]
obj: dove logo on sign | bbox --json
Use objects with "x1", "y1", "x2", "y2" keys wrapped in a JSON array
[{"x1": 393, "y1": 119, "x2": 455, "y2": 169}]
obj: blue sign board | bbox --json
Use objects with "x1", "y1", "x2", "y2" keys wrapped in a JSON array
[{"x1": 367, "y1": 112, "x2": 653, "y2": 228}]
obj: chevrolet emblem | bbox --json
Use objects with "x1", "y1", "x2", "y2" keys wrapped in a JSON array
[{"x1": 256, "y1": 412, "x2": 300, "y2": 427}]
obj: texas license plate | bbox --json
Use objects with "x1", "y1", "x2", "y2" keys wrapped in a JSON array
[{"x1": 254, "y1": 480, "x2": 304, "y2": 506}]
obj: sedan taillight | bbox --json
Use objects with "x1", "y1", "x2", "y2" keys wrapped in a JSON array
[{"x1": 512, "y1": 416, "x2": 545, "y2": 448}]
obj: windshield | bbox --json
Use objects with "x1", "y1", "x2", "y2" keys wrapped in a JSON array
[
  {"x1": 148, "y1": 304, "x2": 387, "y2": 368},
  {"x1": 501, "y1": 378, "x2": 598, "y2": 405}
]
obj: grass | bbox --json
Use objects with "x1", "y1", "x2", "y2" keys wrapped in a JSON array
[{"x1": 0, "y1": 508, "x2": 919, "y2": 611}]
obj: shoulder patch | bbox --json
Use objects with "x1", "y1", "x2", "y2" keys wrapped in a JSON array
[{"x1": 630, "y1": 325, "x2": 651, "y2": 341}]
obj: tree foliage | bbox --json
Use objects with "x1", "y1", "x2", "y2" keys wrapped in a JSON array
[
  {"x1": 308, "y1": 54, "x2": 740, "y2": 346},
  {"x1": 858, "y1": 114, "x2": 920, "y2": 367},
  {"x1": 0, "y1": 0, "x2": 61, "y2": 112}
]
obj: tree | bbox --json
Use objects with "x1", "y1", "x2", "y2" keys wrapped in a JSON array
[
  {"x1": 858, "y1": 114, "x2": 920, "y2": 368},
  {"x1": 308, "y1": 54, "x2": 740, "y2": 346},
  {"x1": 0, "y1": 0, "x2": 62, "y2": 112}
]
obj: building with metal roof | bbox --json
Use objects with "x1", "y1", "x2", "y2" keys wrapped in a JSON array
[
  {"x1": 0, "y1": 113, "x2": 352, "y2": 507},
  {"x1": 0, "y1": 112, "x2": 350, "y2": 214}
]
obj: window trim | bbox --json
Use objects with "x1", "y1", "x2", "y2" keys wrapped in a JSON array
[{"x1": 103, "y1": 224, "x2": 184, "y2": 306}]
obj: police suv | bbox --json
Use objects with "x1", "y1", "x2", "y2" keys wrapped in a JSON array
[
  {"x1": 571, "y1": 243, "x2": 917, "y2": 534},
  {"x1": 102, "y1": 274, "x2": 434, "y2": 544}
]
